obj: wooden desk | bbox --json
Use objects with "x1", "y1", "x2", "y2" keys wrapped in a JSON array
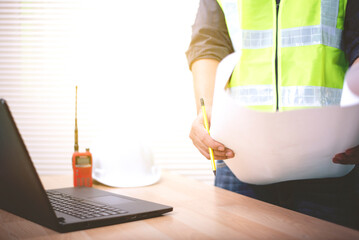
[{"x1": 0, "y1": 171, "x2": 358, "y2": 239}]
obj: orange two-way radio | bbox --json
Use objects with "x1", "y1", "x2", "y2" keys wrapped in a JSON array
[{"x1": 72, "y1": 86, "x2": 93, "y2": 187}]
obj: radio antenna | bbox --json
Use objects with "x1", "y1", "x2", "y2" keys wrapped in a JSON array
[{"x1": 74, "y1": 86, "x2": 79, "y2": 152}]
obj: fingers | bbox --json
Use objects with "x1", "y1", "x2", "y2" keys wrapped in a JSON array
[
  {"x1": 196, "y1": 139, "x2": 233, "y2": 159},
  {"x1": 189, "y1": 113, "x2": 234, "y2": 160},
  {"x1": 333, "y1": 145, "x2": 359, "y2": 165}
]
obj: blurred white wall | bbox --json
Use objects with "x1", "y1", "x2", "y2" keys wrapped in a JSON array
[{"x1": 0, "y1": 0, "x2": 216, "y2": 185}]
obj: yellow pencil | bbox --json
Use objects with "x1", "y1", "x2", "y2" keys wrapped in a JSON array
[{"x1": 200, "y1": 98, "x2": 216, "y2": 176}]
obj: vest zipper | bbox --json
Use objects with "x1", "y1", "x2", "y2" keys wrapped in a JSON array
[{"x1": 275, "y1": 1, "x2": 279, "y2": 111}]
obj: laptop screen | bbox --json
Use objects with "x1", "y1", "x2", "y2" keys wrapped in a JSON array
[{"x1": 0, "y1": 99, "x2": 59, "y2": 229}]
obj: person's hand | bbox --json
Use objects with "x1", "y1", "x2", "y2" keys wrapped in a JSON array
[
  {"x1": 333, "y1": 145, "x2": 359, "y2": 165},
  {"x1": 189, "y1": 110, "x2": 234, "y2": 160}
]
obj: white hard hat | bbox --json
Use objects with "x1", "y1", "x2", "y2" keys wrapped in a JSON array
[{"x1": 91, "y1": 130, "x2": 161, "y2": 188}]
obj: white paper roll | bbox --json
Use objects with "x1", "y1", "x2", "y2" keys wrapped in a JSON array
[{"x1": 340, "y1": 64, "x2": 359, "y2": 107}]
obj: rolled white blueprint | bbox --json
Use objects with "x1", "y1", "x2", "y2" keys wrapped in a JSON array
[
  {"x1": 340, "y1": 63, "x2": 359, "y2": 107},
  {"x1": 210, "y1": 53, "x2": 359, "y2": 185}
]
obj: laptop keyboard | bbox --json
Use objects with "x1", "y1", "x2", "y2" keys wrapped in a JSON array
[{"x1": 47, "y1": 191, "x2": 128, "y2": 219}]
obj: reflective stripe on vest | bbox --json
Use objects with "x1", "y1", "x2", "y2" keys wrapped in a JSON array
[
  {"x1": 229, "y1": 85, "x2": 342, "y2": 107},
  {"x1": 217, "y1": 0, "x2": 348, "y2": 111}
]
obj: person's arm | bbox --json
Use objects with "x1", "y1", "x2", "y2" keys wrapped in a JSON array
[
  {"x1": 186, "y1": 0, "x2": 234, "y2": 160},
  {"x1": 186, "y1": 0, "x2": 234, "y2": 69},
  {"x1": 341, "y1": 0, "x2": 359, "y2": 66},
  {"x1": 189, "y1": 59, "x2": 234, "y2": 160},
  {"x1": 192, "y1": 59, "x2": 218, "y2": 112}
]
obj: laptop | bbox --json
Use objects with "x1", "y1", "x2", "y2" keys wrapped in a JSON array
[{"x1": 0, "y1": 99, "x2": 173, "y2": 233}]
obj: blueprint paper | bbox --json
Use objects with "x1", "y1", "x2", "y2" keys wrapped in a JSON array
[
  {"x1": 340, "y1": 65, "x2": 359, "y2": 107},
  {"x1": 341, "y1": 80, "x2": 359, "y2": 107},
  {"x1": 210, "y1": 53, "x2": 359, "y2": 185}
]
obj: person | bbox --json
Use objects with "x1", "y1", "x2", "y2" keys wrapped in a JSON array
[{"x1": 186, "y1": 0, "x2": 359, "y2": 229}]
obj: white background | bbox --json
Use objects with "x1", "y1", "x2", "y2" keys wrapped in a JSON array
[{"x1": 0, "y1": 0, "x2": 216, "y2": 185}]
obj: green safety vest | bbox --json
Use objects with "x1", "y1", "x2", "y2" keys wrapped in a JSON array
[{"x1": 217, "y1": 0, "x2": 348, "y2": 111}]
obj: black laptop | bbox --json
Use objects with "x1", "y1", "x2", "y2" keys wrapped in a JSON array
[{"x1": 0, "y1": 99, "x2": 173, "y2": 233}]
